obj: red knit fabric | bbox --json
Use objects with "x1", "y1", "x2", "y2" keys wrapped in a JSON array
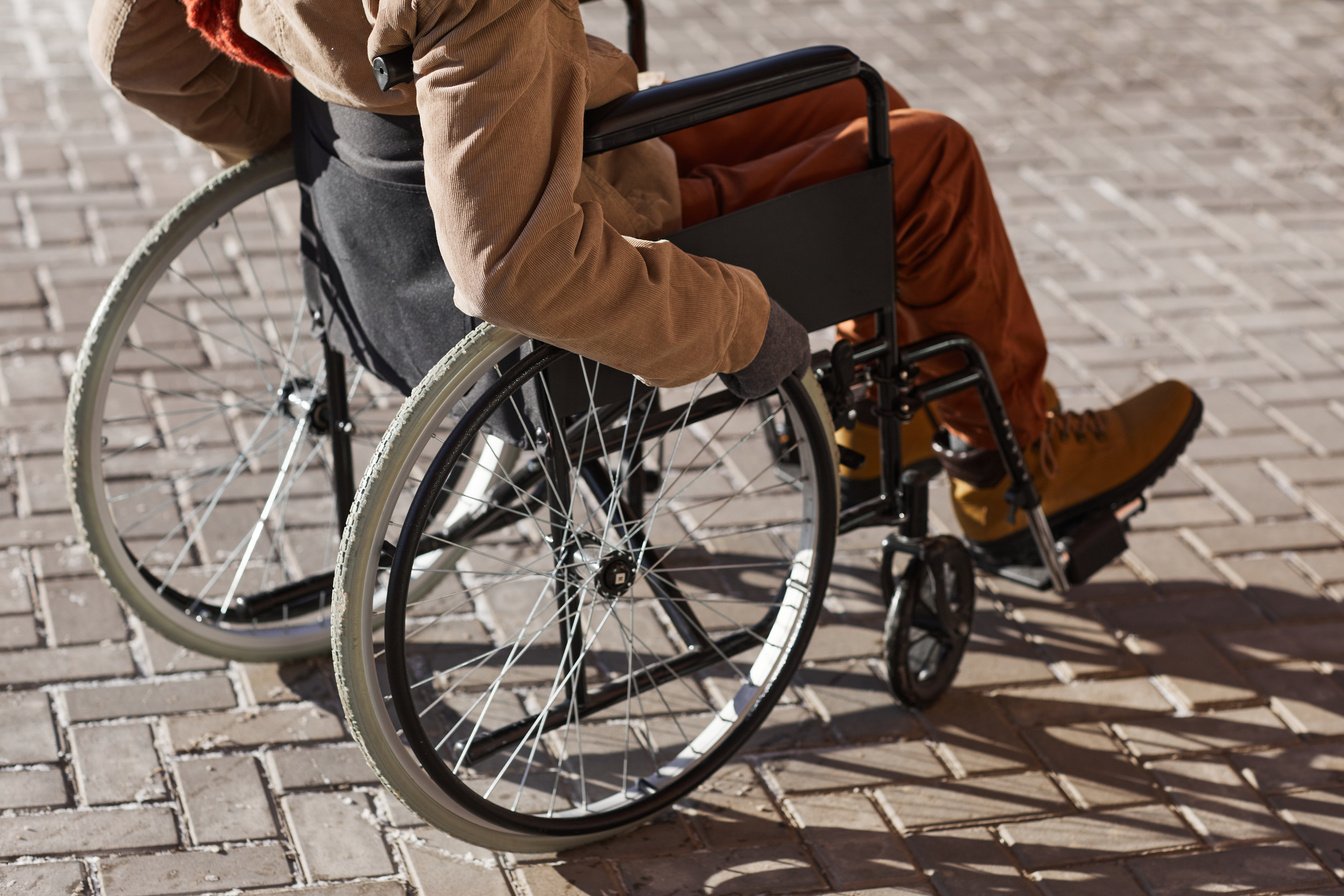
[{"x1": 184, "y1": 0, "x2": 290, "y2": 79}]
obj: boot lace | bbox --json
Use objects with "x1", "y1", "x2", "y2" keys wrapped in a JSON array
[{"x1": 1036, "y1": 409, "x2": 1109, "y2": 480}]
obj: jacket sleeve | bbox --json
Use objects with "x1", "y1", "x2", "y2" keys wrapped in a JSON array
[
  {"x1": 89, "y1": 0, "x2": 290, "y2": 165},
  {"x1": 371, "y1": 0, "x2": 771, "y2": 388}
]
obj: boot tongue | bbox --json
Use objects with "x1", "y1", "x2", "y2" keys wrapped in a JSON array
[{"x1": 932, "y1": 430, "x2": 1006, "y2": 488}]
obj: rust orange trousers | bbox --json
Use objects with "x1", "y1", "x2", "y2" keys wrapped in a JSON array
[{"x1": 662, "y1": 82, "x2": 1049, "y2": 450}]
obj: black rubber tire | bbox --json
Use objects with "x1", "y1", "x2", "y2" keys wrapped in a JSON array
[{"x1": 883, "y1": 535, "x2": 975, "y2": 709}]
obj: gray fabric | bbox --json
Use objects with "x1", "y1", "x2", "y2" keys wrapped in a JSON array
[
  {"x1": 718, "y1": 298, "x2": 811, "y2": 400},
  {"x1": 294, "y1": 82, "x2": 473, "y2": 396},
  {"x1": 294, "y1": 83, "x2": 540, "y2": 443}
]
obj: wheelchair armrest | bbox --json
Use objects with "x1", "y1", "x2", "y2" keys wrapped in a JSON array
[{"x1": 583, "y1": 46, "x2": 889, "y2": 162}]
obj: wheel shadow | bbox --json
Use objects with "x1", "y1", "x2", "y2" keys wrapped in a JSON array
[
  {"x1": 263, "y1": 567, "x2": 1344, "y2": 893},
  {"x1": 543, "y1": 570, "x2": 1344, "y2": 892}
]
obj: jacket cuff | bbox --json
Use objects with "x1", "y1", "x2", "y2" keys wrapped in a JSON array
[{"x1": 719, "y1": 266, "x2": 771, "y2": 375}]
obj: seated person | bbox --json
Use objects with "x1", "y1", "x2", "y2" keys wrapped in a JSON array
[{"x1": 88, "y1": 0, "x2": 1202, "y2": 565}]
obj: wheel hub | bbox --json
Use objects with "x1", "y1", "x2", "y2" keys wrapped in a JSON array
[
  {"x1": 596, "y1": 552, "x2": 637, "y2": 599},
  {"x1": 277, "y1": 378, "x2": 332, "y2": 434}
]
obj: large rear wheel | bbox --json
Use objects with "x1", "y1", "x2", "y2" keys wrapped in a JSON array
[
  {"x1": 65, "y1": 151, "x2": 399, "y2": 660},
  {"x1": 334, "y1": 325, "x2": 838, "y2": 851}
]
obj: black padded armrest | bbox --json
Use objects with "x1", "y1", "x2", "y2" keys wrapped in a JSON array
[{"x1": 583, "y1": 46, "x2": 889, "y2": 162}]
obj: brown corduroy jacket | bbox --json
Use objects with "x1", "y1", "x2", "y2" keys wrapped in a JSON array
[{"x1": 88, "y1": 0, "x2": 770, "y2": 386}]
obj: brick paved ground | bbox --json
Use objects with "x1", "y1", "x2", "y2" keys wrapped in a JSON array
[{"x1": 2, "y1": 0, "x2": 1343, "y2": 893}]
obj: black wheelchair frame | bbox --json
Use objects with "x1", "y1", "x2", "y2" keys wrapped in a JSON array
[{"x1": 365, "y1": 3, "x2": 1140, "y2": 712}]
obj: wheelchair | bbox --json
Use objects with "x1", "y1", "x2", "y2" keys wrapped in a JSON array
[
  {"x1": 66, "y1": 1, "x2": 1141, "y2": 853},
  {"x1": 327, "y1": 43, "x2": 1143, "y2": 853}
]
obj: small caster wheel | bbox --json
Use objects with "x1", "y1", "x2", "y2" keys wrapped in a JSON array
[{"x1": 883, "y1": 535, "x2": 975, "y2": 708}]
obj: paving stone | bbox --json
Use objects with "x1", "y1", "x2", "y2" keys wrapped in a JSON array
[
  {"x1": 0, "y1": 354, "x2": 65, "y2": 403},
  {"x1": 0, "y1": 689, "x2": 59, "y2": 764},
  {"x1": 789, "y1": 792, "x2": 919, "y2": 890},
  {"x1": 1022, "y1": 724, "x2": 1160, "y2": 809},
  {"x1": 140, "y1": 628, "x2": 229, "y2": 675},
  {"x1": 1033, "y1": 864, "x2": 1146, "y2": 895},
  {"x1": 1128, "y1": 632, "x2": 1257, "y2": 707},
  {"x1": 1197, "y1": 389, "x2": 1280, "y2": 435},
  {"x1": 880, "y1": 771, "x2": 1071, "y2": 831},
  {"x1": 1275, "y1": 406, "x2": 1344, "y2": 456},
  {"x1": 798, "y1": 659, "x2": 922, "y2": 744},
  {"x1": 1234, "y1": 743, "x2": 1344, "y2": 795},
  {"x1": 1193, "y1": 461, "x2": 1303, "y2": 522},
  {"x1": 1188, "y1": 521, "x2": 1343, "y2": 557},
  {"x1": 0, "y1": 643, "x2": 135, "y2": 686},
  {"x1": 266, "y1": 743, "x2": 380, "y2": 792},
  {"x1": 1128, "y1": 842, "x2": 1335, "y2": 895},
  {"x1": 396, "y1": 840, "x2": 513, "y2": 896},
  {"x1": 1114, "y1": 707, "x2": 1296, "y2": 758},
  {"x1": 1001, "y1": 804, "x2": 1196, "y2": 869},
  {"x1": 1241, "y1": 664, "x2": 1344, "y2": 736},
  {"x1": 761, "y1": 741, "x2": 947, "y2": 794},
  {"x1": 1097, "y1": 589, "x2": 1264, "y2": 635},
  {"x1": 1265, "y1": 455, "x2": 1344, "y2": 486},
  {"x1": 803, "y1": 617, "x2": 885, "y2": 664},
  {"x1": 557, "y1": 812, "x2": 698, "y2": 861},
  {"x1": 833, "y1": 884, "x2": 936, "y2": 896},
  {"x1": 1130, "y1": 494, "x2": 1236, "y2": 531},
  {"x1": 284, "y1": 792, "x2": 395, "y2": 881},
  {"x1": 684, "y1": 764, "x2": 793, "y2": 851},
  {"x1": 62, "y1": 675, "x2": 239, "y2": 722},
  {"x1": 619, "y1": 844, "x2": 826, "y2": 896},
  {"x1": 248, "y1": 885, "x2": 407, "y2": 896},
  {"x1": 921, "y1": 691, "x2": 1037, "y2": 775},
  {"x1": 69, "y1": 723, "x2": 166, "y2": 805},
  {"x1": 1123, "y1": 531, "x2": 1221, "y2": 583},
  {"x1": 0, "y1": 768, "x2": 68, "y2": 810},
  {"x1": 0, "y1": 807, "x2": 179, "y2": 858},
  {"x1": 1013, "y1": 605, "x2": 1140, "y2": 678},
  {"x1": 1148, "y1": 758, "x2": 1288, "y2": 845},
  {"x1": 904, "y1": 827, "x2": 1035, "y2": 896},
  {"x1": 0, "y1": 614, "x2": 39, "y2": 648},
  {"x1": 1221, "y1": 555, "x2": 1339, "y2": 622},
  {"x1": 0, "y1": 861, "x2": 87, "y2": 895},
  {"x1": 993, "y1": 678, "x2": 1175, "y2": 727},
  {"x1": 238, "y1": 658, "x2": 337, "y2": 706},
  {"x1": 1209, "y1": 623, "x2": 1306, "y2": 666},
  {"x1": 736, "y1": 698, "x2": 835, "y2": 754},
  {"x1": 166, "y1": 706, "x2": 345, "y2": 752},
  {"x1": 0, "y1": 552, "x2": 34, "y2": 614},
  {"x1": 38, "y1": 579, "x2": 127, "y2": 645},
  {"x1": 1271, "y1": 789, "x2": 1344, "y2": 877},
  {"x1": 175, "y1": 754, "x2": 276, "y2": 844},
  {"x1": 952, "y1": 608, "x2": 1058, "y2": 689},
  {"x1": 1307, "y1": 483, "x2": 1344, "y2": 531},
  {"x1": 0, "y1": 512, "x2": 76, "y2": 549},
  {"x1": 517, "y1": 860, "x2": 623, "y2": 896},
  {"x1": 99, "y1": 845, "x2": 294, "y2": 896},
  {"x1": 1186, "y1": 433, "x2": 1310, "y2": 463},
  {"x1": 1297, "y1": 550, "x2": 1344, "y2": 585},
  {"x1": 373, "y1": 790, "x2": 424, "y2": 828}
]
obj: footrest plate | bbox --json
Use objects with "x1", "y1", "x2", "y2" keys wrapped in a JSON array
[{"x1": 975, "y1": 498, "x2": 1144, "y2": 591}]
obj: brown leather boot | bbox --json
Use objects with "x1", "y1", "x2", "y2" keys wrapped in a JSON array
[
  {"x1": 838, "y1": 381, "x2": 1060, "y2": 507},
  {"x1": 942, "y1": 381, "x2": 1203, "y2": 565}
]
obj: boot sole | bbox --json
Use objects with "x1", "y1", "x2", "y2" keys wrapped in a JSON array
[{"x1": 967, "y1": 393, "x2": 1205, "y2": 569}]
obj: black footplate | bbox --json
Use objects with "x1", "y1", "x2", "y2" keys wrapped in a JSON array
[{"x1": 981, "y1": 499, "x2": 1142, "y2": 591}]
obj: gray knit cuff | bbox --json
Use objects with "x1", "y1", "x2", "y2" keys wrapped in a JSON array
[{"x1": 719, "y1": 299, "x2": 811, "y2": 400}]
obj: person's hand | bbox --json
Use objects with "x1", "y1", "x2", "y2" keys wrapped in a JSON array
[{"x1": 719, "y1": 299, "x2": 811, "y2": 400}]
